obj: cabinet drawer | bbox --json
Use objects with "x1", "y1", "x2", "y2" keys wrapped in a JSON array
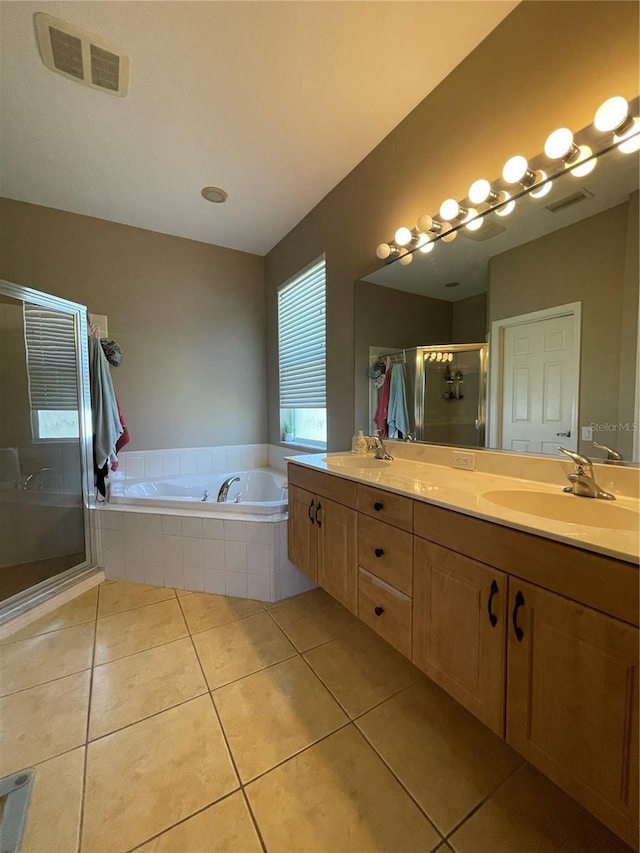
[
  {"x1": 358, "y1": 568, "x2": 412, "y2": 658},
  {"x1": 288, "y1": 463, "x2": 357, "y2": 507},
  {"x1": 357, "y1": 484, "x2": 413, "y2": 531},
  {"x1": 358, "y1": 515, "x2": 413, "y2": 596}
]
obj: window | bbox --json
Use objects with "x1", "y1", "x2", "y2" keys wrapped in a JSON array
[
  {"x1": 23, "y1": 303, "x2": 80, "y2": 440},
  {"x1": 278, "y1": 257, "x2": 326, "y2": 448}
]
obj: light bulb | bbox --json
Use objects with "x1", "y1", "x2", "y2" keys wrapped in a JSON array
[
  {"x1": 398, "y1": 251, "x2": 413, "y2": 266},
  {"x1": 447, "y1": 353, "x2": 454, "y2": 362},
  {"x1": 416, "y1": 213, "x2": 434, "y2": 233},
  {"x1": 529, "y1": 172, "x2": 552, "y2": 198},
  {"x1": 616, "y1": 118, "x2": 640, "y2": 153},
  {"x1": 439, "y1": 198, "x2": 460, "y2": 221},
  {"x1": 544, "y1": 127, "x2": 574, "y2": 160},
  {"x1": 394, "y1": 226, "x2": 412, "y2": 247},
  {"x1": 570, "y1": 146, "x2": 597, "y2": 177},
  {"x1": 468, "y1": 179, "x2": 492, "y2": 205},
  {"x1": 440, "y1": 223, "x2": 457, "y2": 243},
  {"x1": 495, "y1": 192, "x2": 515, "y2": 217},
  {"x1": 376, "y1": 242, "x2": 391, "y2": 259},
  {"x1": 466, "y1": 215, "x2": 483, "y2": 232},
  {"x1": 419, "y1": 239, "x2": 435, "y2": 254},
  {"x1": 594, "y1": 96, "x2": 629, "y2": 133},
  {"x1": 502, "y1": 155, "x2": 528, "y2": 184}
]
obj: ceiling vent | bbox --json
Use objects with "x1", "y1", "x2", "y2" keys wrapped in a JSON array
[
  {"x1": 545, "y1": 188, "x2": 594, "y2": 213},
  {"x1": 34, "y1": 13, "x2": 129, "y2": 96}
]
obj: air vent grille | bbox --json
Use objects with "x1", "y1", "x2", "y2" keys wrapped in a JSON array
[
  {"x1": 34, "y1": 13, "x2": 129, "y2": 96},
  {"x1": 546, "y1": 188, "x2": 594, "y2": 213}
]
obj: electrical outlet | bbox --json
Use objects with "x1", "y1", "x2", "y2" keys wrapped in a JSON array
[
  {"x1": 582, "y1": 426, "x2": 593, "y2": 441},
  {"x1": 451, "y1": 451, "x2": 476, "y2": 471}
]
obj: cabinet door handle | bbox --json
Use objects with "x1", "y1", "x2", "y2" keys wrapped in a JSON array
[
  {"x1": 374, "y1": 548, "x2": 384, "y2": 558},
  {"x1": 487, "y1": 579, "x2": 499, "y2": 628},
  {"x1": 315, "y1": 502, "x2": 323, "y2": 528},
  {"x1": 373, "y1": 502, "x2": 384, "y2": 512},
  {"x1": 308, "y1": 499, "x2": 315, "y2": 525},
  {"x1": 512, "y1": 590, "x2": 525, "y2": 642},
  {"x1": 374, "y1": 606, "x2": 384, "y2": 616}
]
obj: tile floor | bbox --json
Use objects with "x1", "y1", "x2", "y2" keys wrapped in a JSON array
[{"x1": 0, "y1": 580, "x2": 633, "y2": 853}]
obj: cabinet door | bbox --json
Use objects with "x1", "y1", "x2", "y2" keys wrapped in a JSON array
[
  {"x1": 413, "y1": 538, "x2": 508, "y2": 735},
  {"x1": 316, "y1": 497, "x2": 357, "y2": 614},
  {"x1": 288, "y1": 484, "x2": 317, "y2": 581},
  {"x1": 507, "y1": 580, "x2": 639, "y2": 848}
]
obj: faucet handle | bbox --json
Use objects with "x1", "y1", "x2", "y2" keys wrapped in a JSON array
[
  {"x1": 557, "y1": 446, "x2": 592, "y2": 471},
  {"x1": 593, "y1": 441, "x2": 624, "y2": 462}
]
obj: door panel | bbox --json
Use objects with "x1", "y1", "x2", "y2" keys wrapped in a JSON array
[
  {"x1": 317, "y1": 498, "x2": 357, "y2": 614},
  {"x1": 288, "y1": 484, "x2": 317, "y2": 581}
]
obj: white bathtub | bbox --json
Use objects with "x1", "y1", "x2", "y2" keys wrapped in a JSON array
[{"x1": 110, "y1": 469, "x2": 287, "y2": 515}]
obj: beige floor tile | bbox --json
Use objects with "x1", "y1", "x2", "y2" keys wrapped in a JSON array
[
  {"x1": 268, "y1": 587, "x2": 359, "y2": 651},
  {"x1": 137, "y1": 791, "x2": 263, "y2": 852},
  {"x1": 193, "y1": 611, "x2": 296, "y2": 689},
  {"x1": 82, "y1": 695, "x2": 238, "y2": 853},
  {"x1": 0, "y1": 588, "x2": 98, "y2": 645},
  {"x1": 175, "y1": 588, "x2": 194, "y2": 597},
  {"x1": 448, "y1": 763, "x2": 634, "y2": 853},
  {"x1": 215, "y1": 656, "x2": 348, "y2": 781},
  {"x1": 179, "y1": 592, "x2": 263, "y2": 634},
  {"x1": 304, "y1": 622, "x2": 423, "y2": 717},
  {"x1": 89, "y1": 637, "x2": 208, "y2": 739},
  {"x1": 357, "y1": 679, "x2": 522, "y2": 835},
  {"x1": 98, "y1": 580, "x2": 175, "y2": 617},
  {"x1": 95, "y1": 598, "x2": 187, "y2": 664},
  {"x1": 0, "y1": 622, "x2": 94, "y2": 696},
  {"x1": 0, "y1": 670, "x2": 90, "y2": 776},
  {"x1": 246, "y1": 725, "x2": 442, "y2": 853},
  {"x1": 21, "y1": 746, "x2": 85, "y2": 853}
]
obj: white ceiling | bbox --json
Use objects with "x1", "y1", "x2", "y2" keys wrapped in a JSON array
[{"x1": 0, "y1": 1, "x2": 517, "y2": 255}]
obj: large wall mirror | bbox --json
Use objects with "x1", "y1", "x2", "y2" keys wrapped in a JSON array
[{"x1": 355, "y1": 129, "x2": 639, "y2": 465}]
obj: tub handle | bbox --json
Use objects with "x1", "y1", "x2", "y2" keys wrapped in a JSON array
[{"x1": 308, "y1": 499, "x2": 315, "y2": 525}]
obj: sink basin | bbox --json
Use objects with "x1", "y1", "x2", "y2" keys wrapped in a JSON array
[
  {"x1": 483, "y1": 490, "x2": 638, "y2": 531},
  {"x1": 324, "y1": 455, "x2": 392, "y2": 471}
]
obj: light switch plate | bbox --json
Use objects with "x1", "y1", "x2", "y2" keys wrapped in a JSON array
[
  {"x1": 582, "y1": 426, "x2": 593, "y2": 441},
  {"x1": 451, "y1": 451, "x2": 476, "y2": 471}
]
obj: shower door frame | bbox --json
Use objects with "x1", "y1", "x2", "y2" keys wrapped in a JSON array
[{"x1": 0, "y1": 279, "x2": 97, "y2": 626}]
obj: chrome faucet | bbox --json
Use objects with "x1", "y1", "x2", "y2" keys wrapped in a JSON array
[
  {"x1": 367, "y1": 432, "x2": 393, "y2": 460},
  {"x1": 558, "y1": 447, "x2": 615, "y2": 500},
  {"x1": 216, "y1": 476, "x2": 240, "y2": 502},
  {"x1": 593, "y1": 440, "x2": 624, "y2": 464}
]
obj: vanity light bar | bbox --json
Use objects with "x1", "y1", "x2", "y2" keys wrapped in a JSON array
[{"x1": 376, "y1": 94, "x2": 639, "y2": 265}]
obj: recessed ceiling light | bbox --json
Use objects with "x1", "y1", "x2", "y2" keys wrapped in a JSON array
[{"x1": 201, "y1": 186, "x2": 228, "y2": 204}]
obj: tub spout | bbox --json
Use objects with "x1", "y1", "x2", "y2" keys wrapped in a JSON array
[{"x1": 217, "y1": 476, "x2": 240, "y2": 502}]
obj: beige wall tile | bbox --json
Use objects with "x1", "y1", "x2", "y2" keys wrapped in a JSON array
[
  {"x1": 0, "y1": 588, "x2": 97, "y2": 644},
  {"x1": 214, "y1": 656, "x2": 348, "y2": 781},
  {"x1": 179, "y1": 592, "x2": 262, "y2": 635},
  {"x1": 98, "y1": 580, "x2": 175, "y2": 617},
  {"x1": 268, "y1": 587, "x2": 359, "y2": 651},
  {"x1": 82, "y1": 695, "x2": 238, "y2": 852},
  {"x1": 89, "y1": 638, "x2": 207, "y2": 740},
  {"x1": 0, "y1": 671, "x2": 90, "y2": 776},
  {"x1": 246, "y1": 725, "x2": 442, "y2": 852},
  {"x1": 95, "y1": 598, "x2": 187, "y2": 664}
]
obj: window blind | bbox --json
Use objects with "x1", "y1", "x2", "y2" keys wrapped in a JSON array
[
  {"x1": 23, "y1": 304, "x2": 79, "y2": 410},
  {"x1": 278, "y1": 259, "x2": 326, "y2": 409}
]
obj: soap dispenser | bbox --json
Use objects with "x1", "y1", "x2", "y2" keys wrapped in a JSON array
[{"x1": 355, "y1": 430, "x2": 368, "y2": 455}]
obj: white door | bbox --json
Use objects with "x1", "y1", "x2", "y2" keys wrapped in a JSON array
[{"x1": 501, "y1": 314, "x2": 578, "y2": 455}]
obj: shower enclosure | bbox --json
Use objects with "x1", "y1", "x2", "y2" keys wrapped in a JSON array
[{"x1": 0, "y1": 280, "x2": 95, "y2": 622}]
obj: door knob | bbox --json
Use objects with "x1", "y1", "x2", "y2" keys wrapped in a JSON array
[{"x1": 556, "y1": 430, "x2": 571, "y2": 437}]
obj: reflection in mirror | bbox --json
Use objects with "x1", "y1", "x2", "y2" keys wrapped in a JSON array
[{"x1": 356, "y1": 142, "x2": 639, "y2": 464}]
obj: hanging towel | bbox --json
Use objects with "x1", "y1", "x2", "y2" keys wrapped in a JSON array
[
  {"x1": 110, "y1": 398, "x2": 130, "y2": 472},
  {"x1": 373, "y1": 365, "x2": 391, "y2": 437},
  {"x1": 89, "y1": 336, "x2": 123, "y2": 472},
  {"x1": 387, "y1": 363, "x2": 410, "y2": 439}
]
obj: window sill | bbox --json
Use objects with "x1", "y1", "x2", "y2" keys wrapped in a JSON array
[{"x1": 278, "y1": 441, "x2": 325, "y2": 453}]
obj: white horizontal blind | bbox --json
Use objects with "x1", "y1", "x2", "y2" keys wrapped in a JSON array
[
  {"x1": 23, "y1": 304, "x2": 79, "y2": 410},
  {"x1": 278, "y1": 259, "x2": 326, "y2": 409}
]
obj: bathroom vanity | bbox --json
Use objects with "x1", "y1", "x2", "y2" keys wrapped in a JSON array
[{"x1": 287, "y1": 454, "x2": 639, "y2": 849}]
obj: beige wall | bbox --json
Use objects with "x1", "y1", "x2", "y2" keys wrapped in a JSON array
[
  {"x1": 452, "y1": 293, "x2": 488, "y2": 344},
  {"x1": 0, "y1": 199, "x2": 266, "y2": 451},
  {"x1": 618, "y1": 191, "x2": 639, "y2": 460},
  {"x1": 265, "y1": 1, "x2": 640, "y2": 450}
]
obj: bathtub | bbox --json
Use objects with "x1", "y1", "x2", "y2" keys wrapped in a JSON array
[{"x1": 109, "y1": 469, "x2": 288, "y2": 516}]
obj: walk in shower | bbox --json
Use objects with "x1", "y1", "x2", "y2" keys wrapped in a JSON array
[{"x1": 0, "y1": 280, "x2": 95, "y2": 622}]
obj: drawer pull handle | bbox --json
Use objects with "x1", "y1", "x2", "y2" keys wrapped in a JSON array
[
  {"x1": 512, "y1": 590, "x2": 525, "y2": 642},
  {"x1": 315, "y1": 501, "x2": 323, "y2": 528},
  {"x1": 374, "y1": 606, "x2": 384, "y2": 616},
  {"x1": 374, "y1": 548, "x2": 384, "y2": 558},
  {"x1": 373, "y1": 502, "x2": 384, "y2": 512},
  {"x1": 487, "y1": 579, "x2": 499, "y2": 628},
  {"x1": 308, "y1": 499, "x2": 315, "y2": 525}
]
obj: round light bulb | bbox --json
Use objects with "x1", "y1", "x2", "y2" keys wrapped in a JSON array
[
  {"x1": 398, "y1": 251, "x2": 413, "y2": 266},
  {"x1": 544, "y1": 127, "x2": 574, "y2": 160},
  {"x1": 447, "y1": 353, "x2": 454, "y2": 362},
  {"x1": 394, "y1": 226, "x2": 412, "y2": 247},
  {"x1": 616, "y1": 117, "x2": 640, "y2": 153},
  {"x1": 416, "y1": 213, "x2": 434, "y2": 233},
  {"x1": 502, "y1": 155, "x2": 529, "y2": 184},
  {"x1": 570, "y1": 146, "x2": 597, "y2": 177},
  {"x1": 466, "y1": 215, "x2": 483, "y2": 232},
  {"x1": 468, "y1": 179, "x2": 491, "y2": 205},
  {"x1": 440, "y1": 223, "x2": 457, "y2": 243},
  {"x1": 495, "y1": 192, "x2": 515, "y2": 217},
  {"x1": 419, "y1": 239, "x2": 435, "y2": 254},
  {"x1": 529, "y1": 172, "x2": 553, "y2": 199},
  {"x1": 439, "y1": 199, "x2": 460, "y2": 221},
  {"x1": 376, "y1": 242, "x2": 391, "y2": 259},
  {"x1": 594, "y1": 96, "x2": 629, "y2": 133}
]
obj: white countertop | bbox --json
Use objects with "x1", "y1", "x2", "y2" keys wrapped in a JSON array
[{"x1": 289, "y1": 453, "x2": 640, "y2": 564}]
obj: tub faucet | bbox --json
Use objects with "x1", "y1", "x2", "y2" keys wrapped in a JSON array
[
  {"x1": 558, "y1": 447, "x2": 615, "y2": 500},
  {"x1": 217, "y1": 476, "x2": 240, "y2": 502}
]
